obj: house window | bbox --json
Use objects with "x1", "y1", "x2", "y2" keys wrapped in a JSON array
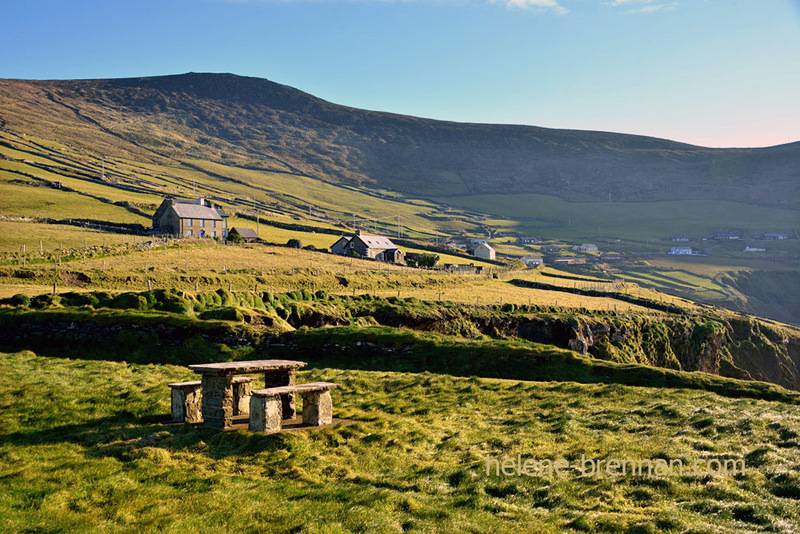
[
  {"x1": 187, "y1": 230, "x2": 193, "y2": 237},
  {"x1": 211, "y1": 231, "x2": 216, "y2": 238},
  {"x1": 187, "y1": 219, "x2": 192, "y2": 227},
  {"x1": 198, "y1": 219, "x2": 204, "y2": 227},
  {"x1": 211, "y1": 220, "x2": 216, "y2": 228}
]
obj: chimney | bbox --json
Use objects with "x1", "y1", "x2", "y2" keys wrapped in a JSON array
[
  {"x1": 197, "y1": 198, "x2": 205, "y2": 206},
  {"x1": 356, "y1": 229, "x2": 361, "y2": 236}
]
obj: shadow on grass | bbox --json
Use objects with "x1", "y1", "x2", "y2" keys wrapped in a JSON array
[
  {"x1": 0, "y1": 412, "x2": 308, "y2": 460},
  {"x1": 272, "y1": 327, "x2": 800, "y2": 406},
  {"x1": 4, "y1": 324, "x2": 799, "y2": 407}
]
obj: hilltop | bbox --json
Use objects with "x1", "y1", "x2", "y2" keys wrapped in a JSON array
[{"x1": 1, "y1": 72, "x2": 798, "y2": 207}]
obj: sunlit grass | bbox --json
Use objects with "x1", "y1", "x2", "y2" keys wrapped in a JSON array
[{"x1": 1, "y1": 350, "x2": 799, "y2": 533}]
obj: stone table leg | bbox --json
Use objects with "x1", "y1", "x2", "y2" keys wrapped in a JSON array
[
  {"x1": 201, "y1": 374, "x2": 234, "y2": 428},
  {"x1": 232, "y1": 377, "x2": 254, "y2": 416},
  {"x1": 264, "y1": 370, "x2": 296, "y2": 419}
]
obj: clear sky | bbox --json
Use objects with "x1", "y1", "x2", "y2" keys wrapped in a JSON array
[{"x1": 2, "y1": 0, "x2": 799, "y2": 148}]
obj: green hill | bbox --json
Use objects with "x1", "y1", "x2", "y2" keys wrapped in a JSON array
[{"x1": 1, "y1": 73, "x2": 798, "y2": 206}]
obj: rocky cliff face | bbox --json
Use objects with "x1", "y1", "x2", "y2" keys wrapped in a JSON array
[{"x1": 2, "y1": 291, "x2": 799, "y2": 391}]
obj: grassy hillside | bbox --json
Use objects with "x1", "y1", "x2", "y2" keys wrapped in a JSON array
[
  {"x1": 2, "y1": 350, "x2": 800, "y2": 533},
  {"x1": 1, "y1": 73, "x2": 799, "y2": 207},
  {"x1": 2, "y1": 85, "x2": 798, "y2": 324},
  {"x1": 4, "y1": 71, "x2": 800, "y2": 532}
]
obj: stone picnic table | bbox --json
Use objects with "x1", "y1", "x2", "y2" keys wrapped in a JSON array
[{"x1": 188, "y1": 359, "x2": 307, "y2": 429}]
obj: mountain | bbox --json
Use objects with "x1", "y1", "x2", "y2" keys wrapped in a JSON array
[{"x1": 1, "y1": 72, "x2": 798, "y2": 207}]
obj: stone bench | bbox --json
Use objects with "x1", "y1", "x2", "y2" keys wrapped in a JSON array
[
  {"x1": 249, "y1": 382, "x2": 340, "y2": 433},
  {"x1": 169, "y1": 376, "x2": 254, "y2": 423}
]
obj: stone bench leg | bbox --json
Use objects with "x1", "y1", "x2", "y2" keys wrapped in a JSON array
[
  {"x1": 264, "y1": 369, "x2": 296, "y2": 419},
  {"x1": 249, "y1": 393, "x2": 282, "y2": 433},
  {"x1": 232, "y1": 379, "x2": 253, "y2": 417},
  {"x1": 302, "y1": 390, "x2": 333, "y2": 426},
  {"x1": 171, "y1": 384, "x2": 202, "y2": 423}
]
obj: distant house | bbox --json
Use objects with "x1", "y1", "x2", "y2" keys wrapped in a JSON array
[
  {"x1": 517, "y1": 236, "x2": 541, "y2": 244},
  {"x1": 764, "y1": 233, "x2": 789, "y2": 240},
  {"x1": 553, "y1": 257, "x2": 586, "y2": 265},
  {"x1": 330, "y1": 230, "x2": 404, "y2": 262},
  {"x1": 470, "y1": 238, "x2": 490, "y2": 246},
  {"x1": 376, "y1": 248, "x2": 404, "y2": 263},
  {"x1": 669, "y1": 247, "x2": 692, "y2": 255},
  {"x1": 541, "y1": 246, "x2": 561, "y2": 253},
  {"x1": 744, "y1": 246, "x2": 766, "y2": 252},
  {"x1": 573, "y1": 244, "x2": 599, "y2": 252},
  {"x1": 228, "y1": 227, "x2": 259, "y2": 243},
  {"x1": 671, "y1": 235, "x2": 691, "y2": 242},
  {"x1": 330, "y1": 236, "x2": 351, "y2": 255},
  {"x1": 521, "y1": 256, "x2": 543, "y2": 266},
  {"x1": 151, "y1": 198, "x2": 228, "y2": 239},
  {"x1": 713, "y1": 232, "x2": 740, "y2": 240},
  {"x1": 473, "y1": 242, "x2": 496, "y2": 260}
]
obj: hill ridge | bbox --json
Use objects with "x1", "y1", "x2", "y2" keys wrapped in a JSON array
[{"x1": 1, "y1": 72, "x2": 798, "y2": 207}]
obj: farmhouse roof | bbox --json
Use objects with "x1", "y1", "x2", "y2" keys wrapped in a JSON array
[
  {"x1": 354, "y1": 234, "x2": 397, "y2": 250},
  {"x1": 230, "y1": 227, "x2": 259, "y2": 239},
  {"x1": 171, "y1": 200, "x2": 227, "y2": 220}
]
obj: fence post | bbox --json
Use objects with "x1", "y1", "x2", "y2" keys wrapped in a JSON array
[{"x1": 147, "y1": 279, "x2": 151, "y2": 291}]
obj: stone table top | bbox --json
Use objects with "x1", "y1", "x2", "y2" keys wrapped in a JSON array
[
  {"x1": 188, "y1": 359, "x2": 307, "y2": 376},
  {"x1": 253, "y1": 382, "x2": 340, "y2": 396}
]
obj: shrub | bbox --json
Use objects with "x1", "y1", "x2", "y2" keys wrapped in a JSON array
[
  {"x1": 30, "y1": 294, "x2": 62, "y2": 309},
  {"x1": 286, "y1": 238, "x2": 302, "y2": 248},
  {"x1": 9, "y1": 294, "x2": 31, "y2": 307},
  {"x1": 111, "y1": 293, "x2": 149, "y2": 311},
  {"x1": 59, "y1": 292, "x2": 99, "y2": 308},
  {"x1": 198, "y1": 307, "x2": 245, "y2": 322}
]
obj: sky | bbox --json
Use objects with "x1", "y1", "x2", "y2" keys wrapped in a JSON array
[{"x1": 2, "y1": 0, "x2": 799, "y2": 148}]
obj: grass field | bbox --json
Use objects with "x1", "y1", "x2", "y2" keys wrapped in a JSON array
[
  {"x1": 0, "y1": 221, "x2": 139, "y2": 252},
  {"x1": 1, "y1": 350, "x2": 799, "y2": 533},
  {"x1": 434, "y1": 193, "x2": 800, "y2": 246},
  {"x1": 0, "y1": 180, "x2": 150, "y2": 225},
  {"x1": 0, "y1": 237, "x2": 661, "y2": 313}
]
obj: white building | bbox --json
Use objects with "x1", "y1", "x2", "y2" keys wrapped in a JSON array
[
  {"x1": 474, "y1": 242, "x2": 496, "y2": 260},
  {"x1": 669, "y1": 247, "x2": 693, "y2": 255}
]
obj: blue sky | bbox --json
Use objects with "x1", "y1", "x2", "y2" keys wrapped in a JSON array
[{"x1": 2, "y1": 0, "x2": 799, "y2": 147}]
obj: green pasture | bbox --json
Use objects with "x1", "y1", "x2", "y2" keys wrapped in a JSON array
[
  {"x1": 0, "y1": 178, "x2": 150, "y2": 225},
  {"x1": 433, "y1": 193, "x2": 800, "y2": 244},
  {"x1": 182, "y1": 159, "x2": 481, "y2": 238},
  {"x1": 1, "y1": 349, "x2": 799, "y2": 533},
  {"x1": 0, "y1": 221, "x2": 137, "y2": 253}
]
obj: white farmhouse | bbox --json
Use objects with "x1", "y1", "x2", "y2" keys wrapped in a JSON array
[{"x1": 473, "y1": 242, "x2": 496, "y2": 260}]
